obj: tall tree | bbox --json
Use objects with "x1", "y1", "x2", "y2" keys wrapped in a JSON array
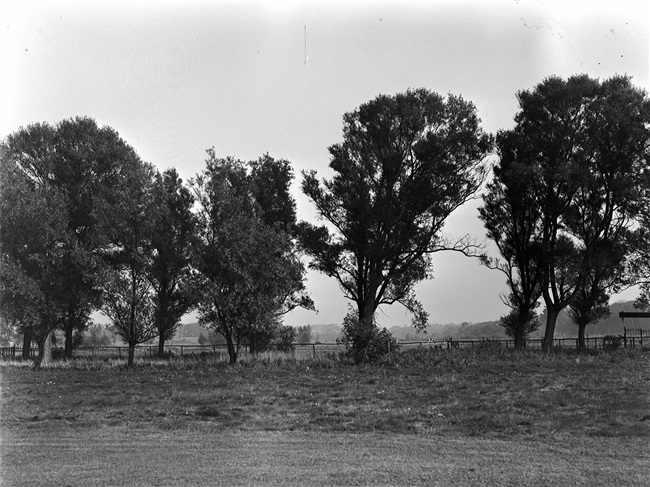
[
  {"x1": 101, "y1": 161, "x2": 158, "y2": 367},
  {"x1": 0, "y1": 146, "x2": 71, "y2": 366},
  {"x1": 298, "y1": 88, "x2": 492, "y2": 359},
  {"x1": 148, "y1": 168, "x2": 197, "y2": 357},
  {"x1": 2, "y1": 117, "x2": 143, "y2": 357},
  {"x1": 490, "y1": 75, "x2": 650, "y2": 352},
  {"x1": 193, "y1": 151, "x2": 312, "y2": 364},
  {"x1": 480, "y1": 131, "x2": 544, "y2": 349}
]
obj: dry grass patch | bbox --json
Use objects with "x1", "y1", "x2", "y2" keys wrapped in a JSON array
[{"x1": 1, "y1": 348, "x2": 649, "y2": 485}]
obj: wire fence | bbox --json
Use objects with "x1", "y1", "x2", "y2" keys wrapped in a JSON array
[{"x1": 1, "y1": 328, "x2": 646, "y2": 361}]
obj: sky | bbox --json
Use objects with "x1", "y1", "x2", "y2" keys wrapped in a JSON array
[{"x1": 2, "y1": 1, "x2": 649, "y2": 328}]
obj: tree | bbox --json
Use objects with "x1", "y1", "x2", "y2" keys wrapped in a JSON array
[
  {"x1": 249, "y1": 153, "x2": 297, "y2": 233},
  {"x1": 480, "y1": 132, "x2": 544, "y2": 349},
  {"x1": 101, "y1": 161, "x2": 158, "y2": 367},
  {"x1": 490, "y1": 75, "x2": 650, "y2": 352},
  {"x1": 628, "y1": 205, "x2": 650, "y2": 311},
  {"x1": 0, "y1": 144, "x2": 80, "y2": 366},
  {"x1": 148, "y1": 168, "x2": 198, "y2": 357},
  {"x1": 298, "y1": 88, "x2": 492, "y2": 360},
  {"x1": 295, "y1": 325, "x2": 313, "y2": 343},
  {"x1": 193, "y1": 151, "x2": 313, "y2": 364},
  {"x1": 498, "y1": 309, "x2": 541, "y2": 344},
  {"x1": 83, "y1": 324, "x2": 113, "y2": 347},
  {"x1": 2, "y1": 117, "x2": 143, "y2": 357}
]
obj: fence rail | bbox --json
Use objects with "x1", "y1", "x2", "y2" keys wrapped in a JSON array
[{"x1": 2, "y1": 328, "x2": 647, "y2": 361}]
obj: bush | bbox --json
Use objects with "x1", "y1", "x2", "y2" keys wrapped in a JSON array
[
  {"x1": 603, "y1": 335, "x2": 623, "y2": 351},
  {"x1": 274, "y1": 325, "x2": 297, "y2": 352},
  {"x1": 338, "y1": 310, "x2": 399, "y2": 364}
]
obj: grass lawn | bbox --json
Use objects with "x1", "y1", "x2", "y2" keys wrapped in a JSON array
[{"x1": 1, "y1": 347, "x2": 649, "y2": 486}]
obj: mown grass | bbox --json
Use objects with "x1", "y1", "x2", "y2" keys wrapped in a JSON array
[{"x1": 1, "y1": 347, "x2": 649, "y2": 486}]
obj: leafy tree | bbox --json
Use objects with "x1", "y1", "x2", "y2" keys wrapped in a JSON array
[
  {"x1": 101, "y1": 161, "x2": 158, "y2": 367},
  {"x1": 299, "y1": 88, "x2": 492, "y2": 360},
  {"x1": 0, "y1": 147, "x2": 72, "y2": 366},
  {"x1": 2, "y1": 117, "x2": 143, "y2": 357},
  {"x1": 148, "y1": 168, "x2": 198, "y2": 357},
  {"x1": 498, "y1": 309, "x2": 541, "y2": 344},
  {"x1": 197, "y1": 329, "x2": 221, "y2": 346},
  {"x1": 193, "y1": 151, "x2": 313, "y2": 364},
  {"x1": 295, "y1": 325, "x2": 313, "y2": 343},
  {"x1": 490, "y1": 75, "x2": 650, "y2": 352},
  {"x1": 480, "y1": 132, "x2": 544, "y2": 349},
  {"x1": 274, "y1": 325, "x2": 297, "y2": 352},
  {"x1": 628, "y1": 205, "x2": 650, "y2": 311},
  {"x1": 249, "y1": 154, "x2": 297, "y2": 233},
  {"x1": 83, "y1": 324, "x2": 113, "y2": 347}
]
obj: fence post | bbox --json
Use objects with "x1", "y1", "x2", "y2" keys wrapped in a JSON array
[
  {"x1": 181, "y1": 345, "x2": 184, "y2": 356},
  {"x1": 312, "y1": 343, "x2": 316, "y2": 359}
]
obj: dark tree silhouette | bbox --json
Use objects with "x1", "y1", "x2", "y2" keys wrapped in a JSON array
[
  {"x1": 299, "y1": 88, "x2": 491, "y2": 360},
  {"x1": 148, "y1": 168, "x2": 198, "y2": 357}
]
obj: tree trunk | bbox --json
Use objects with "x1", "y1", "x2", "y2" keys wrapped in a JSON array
[
  {"x1": 22, "y1": 327, "x2": 32, "y2": 359},
  {"x1": 127, "y1": 343, "x2": 136, "y2": 368},
  {"x1": 64, "y1": 319, "x2": 74, "y2": 358},
  {"x1": 542, "y1": 308, "x2": 560, "y2": 353},
  {"x1": 34, "y1": 331, "x2": 53, "y2": 368},
  {"x1": 226, "y1": 336, "x2": 237, "y2": 364},
  {"x1": 158, "y1": 334, "x2": 166, "y2": 358},
  {"x1": 514, "y1": 325, "x2": 525, "y2": 349},
  {"x1": 577, "y1": 323, "x2": 587, "y2": 352}
]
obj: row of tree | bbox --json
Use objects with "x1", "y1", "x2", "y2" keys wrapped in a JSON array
[
  {"x1": 298, "y1": 76, "x2": 650, "y2": 358},
  {"x1": 0, "y1": 119, "x2": 312, "y2": 366},
  {"x1": 2, "y1": 74, "x2": 649, "y2": 365},
  {"x1": 480, "y1": 75, "x2": 650, "y2": 351}
]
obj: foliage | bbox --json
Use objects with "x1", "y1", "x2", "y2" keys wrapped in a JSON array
[
  {"x1": 337, "y1": 309, "x2": 399, "y2": 363},
  {"x1": 629, "y1": 205, "x2": 650, "y2": 311},
  {"x1": 193, "y1": 150, "x2": 313, "y2": 364},
  {"x1": 0, "y1": 144, "x2": 74, "y2": 365},
  {"x1": 299, "y1": 88, "x2": 492, "y2": 361},
  {"x1": 274, "y1": 325, "x2": 297, "y2": 352},
  {"x1": 485, "y1": 75, "x2": 650, "y2": 351},
  {"x1": 1, "y1": 118, "x2": 143, "y2": 357},
  {"x1": 148, "y1": 168, "x2": 198, "y2": 356},
  {"x1": 480, "y1": 131, "x2": 544, "y2": 349},
  {"x1": 497, "y1": 309, "x2": 541, "y2": 342},
  {"x1": 197, "y1": 330, "x2": 222, "y2": 346},
  {"x1": 295, "y1": 325, "x2": 313, "y2": 343},
  {"x1": 101, "y1": 161, "x2": 159, "y2": 367},
  {"x1": 82, "y1": 324, "x2": 113, "y2": 347}
]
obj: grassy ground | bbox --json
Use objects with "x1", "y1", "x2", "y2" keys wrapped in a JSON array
[{"x1": 1, "y1": 347, "x2": 649, "y2": 486}]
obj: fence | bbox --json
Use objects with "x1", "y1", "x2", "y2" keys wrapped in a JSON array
[
  {"x1": 2, "y1": 329, "x2": 648, "y2": 361},
  {"x1": 0, "y1": 342, "x2": 346, "y2": 361}
]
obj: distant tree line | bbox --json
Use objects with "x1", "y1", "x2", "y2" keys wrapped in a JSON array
[{"x1": 2, "y1": 75, "x2": 650, "y2": 366}]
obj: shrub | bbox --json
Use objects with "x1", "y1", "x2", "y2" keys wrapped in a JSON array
[{"x1": 338, "y1": 310, "x2": 399, "y2": 363}]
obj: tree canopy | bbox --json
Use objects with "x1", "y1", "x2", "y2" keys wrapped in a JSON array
[
  {"x1": 299, "y1": 88, "x2": 492, "y2": 359},
  {"x1": 193, "y1": 150, "x2": 313, "y2": 364},
  {"x1": 482, "y1": 75, "x2": 650, "y2": 351}
]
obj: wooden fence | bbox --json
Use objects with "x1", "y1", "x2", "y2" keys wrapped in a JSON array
[{"x1": 1, "y1": 328, "x2": 647, "y2": 361}]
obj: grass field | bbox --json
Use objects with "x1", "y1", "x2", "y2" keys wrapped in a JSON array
[{"x1": 1, "y1": 347, "x2": 649, "y2": 486}]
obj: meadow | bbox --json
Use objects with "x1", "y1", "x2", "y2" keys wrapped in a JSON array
[{"x1": 1, "y1": 347, "x2": 649, "y2": 486}]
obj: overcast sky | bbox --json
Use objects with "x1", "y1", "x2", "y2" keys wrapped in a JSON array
[{"x1": 2, "y1": 1, "x2": 649, "y2": 328}]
